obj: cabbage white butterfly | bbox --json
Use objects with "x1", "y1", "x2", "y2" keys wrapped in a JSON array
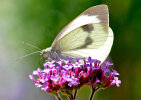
[{"x1": 41, "y1": 4, "x2": 114, "y2": 63}]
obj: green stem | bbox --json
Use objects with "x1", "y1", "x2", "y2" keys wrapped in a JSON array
[
  {"x1": 73, "y1": 89, "x2": 77, "y2": 99},
  {"x1": 55, "y1": 92, "x2": 62, "y2": 100},
  {"x1": 89, "y1": 87, "x2": 99, "y2": 100},
  {"x1": 66, "y1": 90, "x2": 74, "y2": 100}
]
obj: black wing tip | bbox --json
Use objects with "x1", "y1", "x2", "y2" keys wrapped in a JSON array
[
  {"x1": 96, "y1": 4, "x2": 108, "y2": 8},
  {"x1": 87, "y1": 4, "x2": 108, "y2": 11}
]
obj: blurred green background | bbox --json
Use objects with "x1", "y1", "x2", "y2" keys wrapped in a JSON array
[{"x1": 0, "y1": 0, "x2": 141, "y2": 100}]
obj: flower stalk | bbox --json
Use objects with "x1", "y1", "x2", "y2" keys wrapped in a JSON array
[
  {"x1": 73, "y1": 89, "x2": 77, "y2": 99},
  {"x1": 55, "y1": 92, "x2": 62, "y2": 100},
  {"x1": 89, "y1": 86, "x2": 99, "y2": 100}
]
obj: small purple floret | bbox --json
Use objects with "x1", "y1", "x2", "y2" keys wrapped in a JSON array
[{"x1": 111, "y1": 77, "x2": 121, "y2": 87}]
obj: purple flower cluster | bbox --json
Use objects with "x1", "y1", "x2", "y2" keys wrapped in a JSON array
[{"x1": 29, "y1": 57, "x2": 121, "y2": 93}]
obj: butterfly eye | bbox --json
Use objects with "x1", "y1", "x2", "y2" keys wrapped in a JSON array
[
  {"x1": 41, "y1": 51, "x2": 51, "y2": 58},
  {"x1": 41, "y1": 50, "x2": 46, "y2": 54},
  {"x1": 41, "y1": 51, "x2": 47, "y2": 57}
]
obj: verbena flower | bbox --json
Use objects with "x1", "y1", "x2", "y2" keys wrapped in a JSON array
[{"x1": 29, "y1": 56, "x2": 121, "y2": 99}]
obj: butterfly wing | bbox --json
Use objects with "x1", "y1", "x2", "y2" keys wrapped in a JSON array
[
  {"x1": 59, "y1": 27, "x2": 113, "y2": 63},
  {"x1": 51, "y1": 5, "x2": 113, "y2": 63}
]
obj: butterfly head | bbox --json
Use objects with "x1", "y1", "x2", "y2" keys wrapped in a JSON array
[{"x1": 41, "y1": 47, "x2": 52, "y2": 58}]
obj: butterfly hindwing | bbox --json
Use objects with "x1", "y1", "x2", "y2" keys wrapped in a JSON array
[{"x1": 61, "y1": 27, "x2": 113, "y2": 62}]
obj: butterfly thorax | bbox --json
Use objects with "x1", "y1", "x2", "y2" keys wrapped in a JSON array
[{"x1": 41, "y1": 47, "x2": 65, "y2": 61}]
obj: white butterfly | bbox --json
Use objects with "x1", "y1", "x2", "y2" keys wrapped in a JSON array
[{"x1": 41, "y1": 4, "x2": 114, "y2": 64}]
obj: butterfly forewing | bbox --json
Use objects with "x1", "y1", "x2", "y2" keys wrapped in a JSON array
[
  {"x1": 51, "y1": 5, "x2": 109, "y2": 48},
  {"x1": 54, "y1": 23, "x2": 108, "y2": 51},
  {"x1": 50, "y1": 5, "x2": 113, "y2": 63}
]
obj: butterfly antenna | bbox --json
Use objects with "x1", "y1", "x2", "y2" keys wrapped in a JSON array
[
  {"x1": 16, "y1": 51, "x2": 41, "y2": 61},
  {"x1": 22, "y1": 41, "x2": 41, "y2": 50}
]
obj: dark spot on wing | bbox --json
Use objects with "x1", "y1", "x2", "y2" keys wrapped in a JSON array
[
  {"x1": 81, "y1": 24, "x2": 94, "y2": 33},
  {"x1": 76, "y1": 37, "x2": 93, "y2": 49},
  {"x1": 85, "y1": 37, "x2": 93, "y2": 45}
]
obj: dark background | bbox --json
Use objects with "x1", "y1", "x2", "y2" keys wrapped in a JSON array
[{"x1": 0, "y1": 0, "x2": 141, "y2": 100}]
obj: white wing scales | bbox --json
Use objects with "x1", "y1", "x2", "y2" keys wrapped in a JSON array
[
  {"x1": 61, "y1": 28, "x2": 113, "y2": 62},
  {"x1": 49, "y1": 5, "x2": 113, "y2": 63},
  {"x1": 54, "y1": 23, "x2": 108, "y2": 51},
  {"x1": 51, "y1": 5, "x2": 108, "y2": 47}
]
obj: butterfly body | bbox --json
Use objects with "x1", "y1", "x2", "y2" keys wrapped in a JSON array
[{"x1": 41, "y1": 5, "x2": 114, "y2": 63}]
